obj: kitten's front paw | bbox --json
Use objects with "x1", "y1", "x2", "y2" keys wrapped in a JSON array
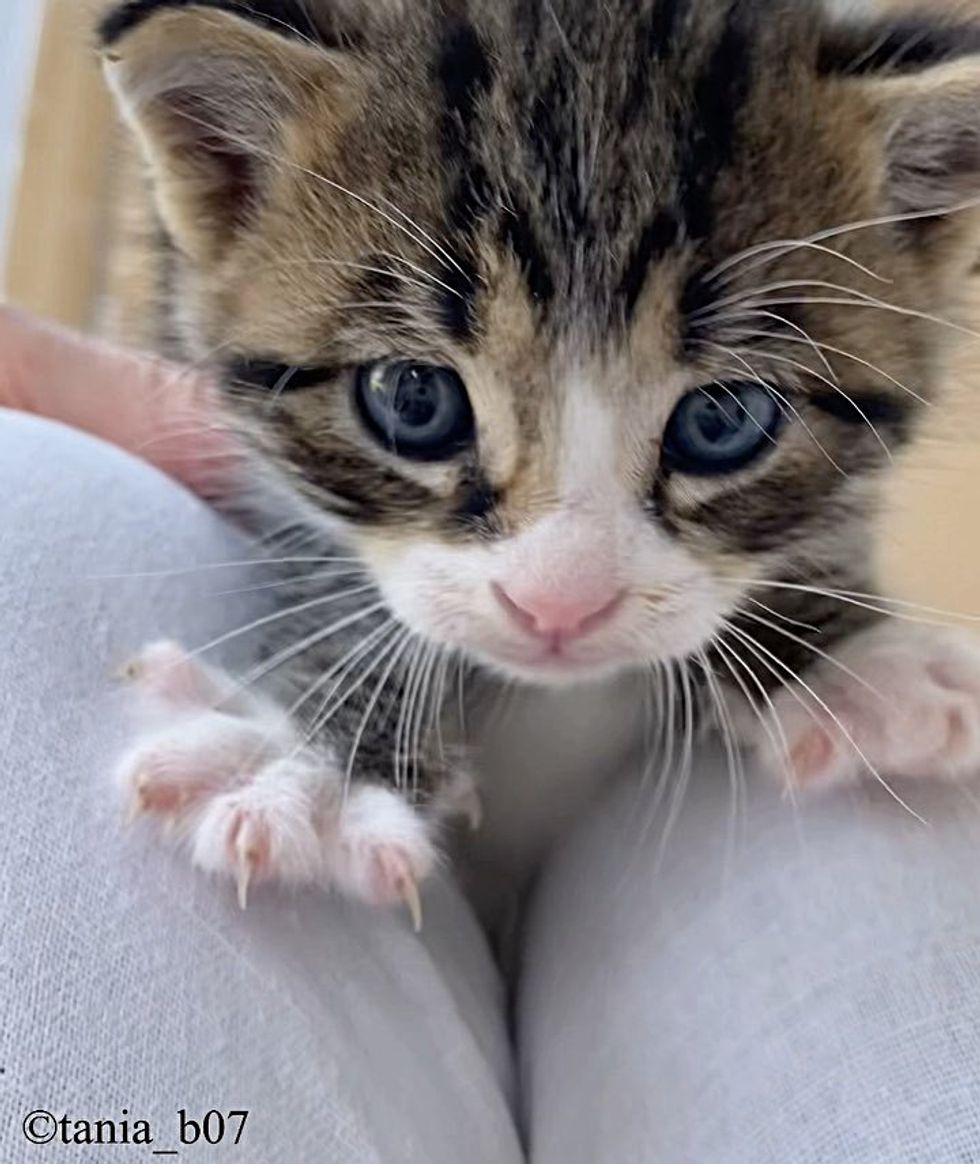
[
  {"x1": 744, "y1": 623, "x2": 980, "y2": 790},
  {"x1": 115, "y1": 642, "x2": 436, "y2": 924}
]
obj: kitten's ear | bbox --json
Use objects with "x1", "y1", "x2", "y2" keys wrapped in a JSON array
[
  {"x1": 100, "y1": 5, "x2": 342, "y2": 261},
  {"x1": 869, "y1": 58, "x2": 980, "y2": 217}
]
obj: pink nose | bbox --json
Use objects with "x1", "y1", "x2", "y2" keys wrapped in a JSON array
[{"x1": 492, "y1": 581, "x2": 624, "y2": 641}]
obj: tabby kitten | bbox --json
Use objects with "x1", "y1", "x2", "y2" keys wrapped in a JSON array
[{"x1": 102, "y1": 0, "x2": 980, "y2": 922}]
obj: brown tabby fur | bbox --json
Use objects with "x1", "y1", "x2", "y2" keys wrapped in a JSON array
[{"x1": 97, "y1": 0, "x2": 980, "y2": 799}]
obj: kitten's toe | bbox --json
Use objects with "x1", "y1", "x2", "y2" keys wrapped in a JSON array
[
  {"x1": 369, "y1": 846, "x2": 424, "y2": 930},
  {"x1": 749, "y1": 623, "x2": 980, "y2": 790},
  {"x1": 116, "y1": 650, "x2": 437, "y2": 921},
  {"x1": 756, "y1": 699, "x2": 859, "y2": 789},
  {"x1": 118, "y1": 640, "x2": 234, "y2": 709},
  {"x1": 115, "y1": 710, "x2": 275, "y2": 825},
  {"x1": 189, "y1": 759, "x2": 325, "y2": 906},
  {"x1": 328, "y1": 784, "x2": 437, "y2": 926}
]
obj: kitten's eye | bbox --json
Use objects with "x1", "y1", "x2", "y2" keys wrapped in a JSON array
[
  {"x1": 662, "y1": 382, "x2": 782, "y2": 476},
  {"x1": 354, "y1": 360, "x2": 475, "y2": 461}
]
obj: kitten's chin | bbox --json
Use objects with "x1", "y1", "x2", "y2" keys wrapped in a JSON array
[
  {"x1": 464, "y1": 640, "x2": 654, "y2": 688},
  {"x1": 478, "y1": 653, "x2": 632, "y2": 688}
]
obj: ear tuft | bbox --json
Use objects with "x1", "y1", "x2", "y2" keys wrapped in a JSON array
[
  {"x1": 871, "y1": 58, "x2": 980, "y2": 217},
  {"x1": 817, "y1": 12, "x2": 980, "y2": 217},
  {"x1": 99, "y1": 0, "x2": 402, "y2": 52},
  {"x1": 101, "y1": 4, "x2": 336, "y2": 260},
  {"x1": 99, "y1": 0, "x2": 323, "y2": 50}
]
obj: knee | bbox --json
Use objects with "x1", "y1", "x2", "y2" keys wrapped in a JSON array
[
  {"x1": 2, "y1": 412, "x2": 212, "y2": 542},
  {"x1": 0, "y1": 412, "x2": 241, "y2": 584},
  {"x1": 0, "y1": 411, "x2": 254, "y2": 660}
]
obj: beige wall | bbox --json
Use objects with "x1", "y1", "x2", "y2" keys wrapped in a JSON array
[
  {"x1": 3, "y1": 0, "x2": 112, "y2": 328},
  {"x1": 4, "y1": 0, "x2": 980, "y2": 617},
  {"x1": 882, "y1": 356, "x2": 980, "y2": 617},
  {"x1": 879, "y1": 0, "x2": 980, "y2": 617}
]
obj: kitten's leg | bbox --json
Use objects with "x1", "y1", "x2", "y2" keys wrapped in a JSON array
[
  {"x1": 734, "y1": 621, "x2": 980, "y2": 789},
  {"x1": 116, "y1": 642, "x2": 437, "y2": 920}
]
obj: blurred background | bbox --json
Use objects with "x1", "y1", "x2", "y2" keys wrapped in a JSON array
[
  {"x1": 1, "y1": 1, "x2": 115, "y2": 327},
  {"x1": 0, "y1": 2, "x2": 42, "y2": 267},
  {"x1": 0, "y1": 0, "x2": 976, "y2": 617}
]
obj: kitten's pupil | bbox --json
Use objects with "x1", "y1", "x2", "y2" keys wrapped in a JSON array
[
  {"x1": 694, "y1": 398, "x2": 732, "y2": 444},
  {"x1": 396, "y1": 367, "x2": 438, "y2": 428},
  {"x1": 355, "y1": 360, "x2": 475, "y2": 462}
]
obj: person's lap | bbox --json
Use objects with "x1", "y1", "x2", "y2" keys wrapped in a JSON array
[
  {"x1": 6, "y1": 411, "x2": 980, "y2": 1163},
  {"x1": 522, "y1": 746, "x2": 980, "y2": 1162},
  {"x1": 0, "y1": 412, "x2": 519, "y2": 1163}
]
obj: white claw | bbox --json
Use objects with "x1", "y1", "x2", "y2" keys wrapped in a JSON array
[
  {"x1": 402, "y1": 877, "x2": 423, "y2": 933},
  {"x1": 115, "y1": 658, "x2": 143, "y2": 683},
  {"x1": 125, "y1": 785, "x2": 147, "y2": 827},
  {"x1": 236, "y1": 868, "x2": 251, "y2": 911},
  {"x1": 236, "y1": 851, "x2": 253, "y2": 911}
]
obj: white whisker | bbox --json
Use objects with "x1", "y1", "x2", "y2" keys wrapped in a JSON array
[
  {"x1": 744, "y1": 596, "x2": 818, "y2": 633},
  {"x1": 211, "y1": 566, "x2": 365, "y2": 598},
  {"x1": 92, "y1": 555, "x2": 362, "y2": 581},
  {"x1": 713, "y1": 634, "x2": 795, "y2": 792},
  {"x1": 170, "y1": 105, "x2": 469, "y2": 280},
  {"x1": 395, "y1": 640, "x2": 426, "y2": 791},
  {"x1": 705, "y1": 193, "x2": 980, "y2": 285},
  {"x1": 722, "y1": 577, "x2": 980, "y2": 626},
  {"x1": 734, "y1": 607, "x2": 888, "y2": 704},
  {"x1": 707, "y1": 346, "x2": 847, "y2": 474},
  {"x1": 697, "y1": 647, "x2": 744, "y2": 865},
  {"x1": 180, "y1": 586, "x2": 380, "y2": 666},
  {"x1": 651, "y1": 661, "x2": 697, "y2": 874},
  {"x1": 297, "y1": 621, "x2": 401, "y2": 752},
  {"x1": 238, "y1": 597, "x2": 384, "y2": 695},
  {"x1": 731, "y1": 295, "x2": 980, "y2": 347},
  {"x1": 706, "y1": 381, "x2": 779, "y2": 447},
  {"x1": 410, "y1": 645, "x2": 441, "y2": 801},
  {"x1": 711, "y1": 238, "x2": 890, "y2": 287},
  {"x1": 375, "y1": 250, "x2": 471, "y2": 300},
  {"x1": 723, "y1": 621, "x2": 927, "y2": 824},
  {"x1": 714, "y1": 316, "x2": 929, "y2": 405},
  {"x1": 344, "y1": 628, "x2": 415, "y2": 794},
  {"x1": 713, "y1": 341, "x2": 894, "y2": 461}
]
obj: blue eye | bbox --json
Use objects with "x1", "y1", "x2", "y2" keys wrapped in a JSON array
[
  {"x1": 662, "y1": 382, "x2": 782, "y2": 475},
  {"x1": 355, "y1": 360, "x2": 475, "y2": 462}
]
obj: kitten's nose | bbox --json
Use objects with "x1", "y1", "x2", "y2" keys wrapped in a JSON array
[{"x1": 492, "y1": 581, "x2": 625, "y2": 641}]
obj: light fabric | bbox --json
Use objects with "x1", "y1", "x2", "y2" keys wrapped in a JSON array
[
  {"x1": 0, "y1": 412, "x2": 520, "y2": 1163},
  {"x1": 522, "y1": 758, "x2": 980, "y2": 1162},
  {"x1": 5, "y1": 410, "x2": 980, "y2": 1163}
]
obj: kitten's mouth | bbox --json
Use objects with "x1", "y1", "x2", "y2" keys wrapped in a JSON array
[
  {"x1": 481, "y1": 637, "x2": 631, "y2": 684},
  {"x1": 467, "y1": 601, "x2": 722, "y2": 685}
]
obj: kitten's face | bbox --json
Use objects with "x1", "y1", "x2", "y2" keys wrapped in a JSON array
[{"x1": 104, "y1": 0, "x2": 980, "y2": 683}]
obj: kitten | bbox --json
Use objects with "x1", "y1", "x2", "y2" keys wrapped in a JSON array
[{"x1": 100, "y1": 0, "x2": 980, "y2": 923}]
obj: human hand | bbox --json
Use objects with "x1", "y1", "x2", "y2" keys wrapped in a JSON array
[{"x1": 0, "y1": 305, "x2": 239, "y2": 499}]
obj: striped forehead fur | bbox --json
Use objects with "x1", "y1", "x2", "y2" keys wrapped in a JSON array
[{"x1": 100, "y1": 0, "x2": 980, "y2": 569}]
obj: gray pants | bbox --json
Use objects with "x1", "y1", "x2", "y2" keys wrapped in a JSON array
[{"x1": 3, "y1": 411, "x2": 980, "y2": 1162}]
